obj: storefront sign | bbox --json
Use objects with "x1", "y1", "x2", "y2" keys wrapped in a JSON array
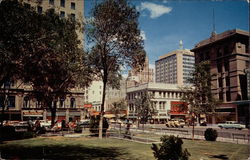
[{"x1": 84, "y1": 104, "x2": 92, "y2": 108}]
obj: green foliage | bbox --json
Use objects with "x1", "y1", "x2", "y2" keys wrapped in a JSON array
[
  {"x1": 134, "y1": 92, "x2": 156, "y2": 124},
  {"x1": 204, "y1": 128, "x2": 218, "y2": 141},
  {"x1": 0, "y1": 0, "x2": 92, "y2": 125},
  {"x1": 110, "y1": 99, "x2": 127, "y2": 120},
  {"x1": 0, "y1": 126, "x2": 36, "y2": 141},
  {"x1": 181, "y1": 61, "x2": 220, "y2": 119},
  {"x1": 87, "y1": 0, "x2": 146, "y2": 138},
  {"x1": 151, "y1": 135, "x2": 190, "y2": 160}
]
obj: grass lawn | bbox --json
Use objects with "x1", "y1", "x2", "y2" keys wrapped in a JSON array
[{"x1": 0, "y1": 136, "x2": 248, "y2": 160}]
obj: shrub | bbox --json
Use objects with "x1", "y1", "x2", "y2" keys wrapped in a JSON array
[
  {"x1": 151, "y1": 135, "x2": 190, "y2": 160},
  {"x1": 74, "y1": 125, "x2": 82, "y2": 133},
  {"x1": 0, "y1": 126, "x2": 36, "y2": 141},
  {"x1": 0, "y1": 126, "x2": 16, "y2": 141},
  {"x1": 204, "y1": 128, "x2": 218, "y2": 141}
]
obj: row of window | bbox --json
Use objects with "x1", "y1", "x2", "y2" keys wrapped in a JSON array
[
  {"x1": 48, "y1": 0, "x2": 76, "y2": 10},
  {"x1": 37, "y1": 0, "x2": 76, "y2": 19},
  {"x1": 127, "y1": 91, "x2": 183, "y2": 100},
  {"x1": 23, "y1": 96, "x2": 77, "y2": 108}
]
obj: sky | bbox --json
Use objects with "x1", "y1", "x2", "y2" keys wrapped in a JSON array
[{"x1": 84, "y1": 0, "x2": 249, "y2": 71}]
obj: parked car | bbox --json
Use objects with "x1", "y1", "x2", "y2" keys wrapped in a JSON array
[
  {"x1": 78, "y1": 120, "x2": 91, "y2": 128},
  {"x1": 14, "y1": 121, "x2": 29, "y2": 132},
  {"x1": 218, "y1": 121, "x2": 245, "y2": 130},
  {"x1": 166, "y1": 119, "x2": 185, "y2": 128}
]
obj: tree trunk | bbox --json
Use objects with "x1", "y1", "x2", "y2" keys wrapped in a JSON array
[
  {"x1": 0, "y1": 86, "x2": 7, "y2": 126},
  {"x1": 99, "y1": 78, "x2": 107, "y2": 139},
  {"x1": 51, "y1": 101, "x2": 57, "y2": 127}
]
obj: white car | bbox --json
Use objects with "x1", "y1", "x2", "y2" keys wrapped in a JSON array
[{"x1": 218, "y1": 121, "x2": 245, "y2": 130}]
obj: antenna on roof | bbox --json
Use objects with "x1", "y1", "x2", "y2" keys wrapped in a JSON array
[
  {"x1": 211, "y1": 8, "x2": 216, "y2": 37},
  {"x1": 179, "y1": 40, "x2": 183, "y2": 49}
]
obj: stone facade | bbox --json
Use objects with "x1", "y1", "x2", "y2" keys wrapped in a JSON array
[
  {"x1": 191, "y1": 29, "x2": 249, "y2": 124},
  {"x1": 126, "y1": 83, "x2": 187, "y2": 123}
]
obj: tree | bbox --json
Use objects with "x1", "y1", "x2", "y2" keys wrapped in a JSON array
[
  {"x1": 87, "y1": 0, "x2": 146, "y2": 138},
  {"x1": 181, "y1": 61, "x2": 220, "y2": 139},
  {"x1": 0, "y1": 0, "x2": 39, "y2": 125},
  {"x1": 0, "y1": 0, "x2": 92, "y2": 126},
  {"x1": 21, "y1": 9, "x2": 92, "y2": 126},
  {"x1": 134, "y1": 92, "x2": 155, "y2": 129},
  {"x1": 110, "y1": 99, "x2": 127, "y2": 122},
  {"x1": 151, "y1": 135, "x2": 190, "y2": 160}
]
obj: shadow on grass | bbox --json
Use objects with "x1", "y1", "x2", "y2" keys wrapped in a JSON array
[
  {"x1": 209, "y1": 154, "x2": 229, "y2": 160},
  {"x1": 0, "y1": 144, "x2": 128, "y2": 159}
]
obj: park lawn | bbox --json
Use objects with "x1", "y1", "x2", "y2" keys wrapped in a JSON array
[{"x1": 0, "y1": 136, "x2": 248, "y2": 160}]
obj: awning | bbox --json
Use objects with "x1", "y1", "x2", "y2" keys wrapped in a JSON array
[
  {"x1": 23, "y1": 114, "x2": 43, "y2": 117},
  {"x1": 104, "y1": 114, "x2": 116, "y2": 118}
]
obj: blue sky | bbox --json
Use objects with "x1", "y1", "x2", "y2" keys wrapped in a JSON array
[{"x1": 84, "y1": 0, "x2": 249, "y2": 68}]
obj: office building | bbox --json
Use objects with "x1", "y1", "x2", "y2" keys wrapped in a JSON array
[
  {"x1": 191, "y1": 29, "x2": 249, "y2": 125},
  {"x1": 156, "y1": 46, "x2": 195, "y2": 85}
]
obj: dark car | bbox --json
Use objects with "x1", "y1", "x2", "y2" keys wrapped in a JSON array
[{"x1": 78, "y1": 120, "x2": 91, "y2": 128}]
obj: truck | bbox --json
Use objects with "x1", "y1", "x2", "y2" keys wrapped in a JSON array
[{"x1": 218, "y1": 121, "x2": 245, "y2": 130}]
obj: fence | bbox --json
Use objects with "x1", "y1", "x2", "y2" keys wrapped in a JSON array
[{"x1": 107, "y1": 126, "x2": 250, "y2": 145}]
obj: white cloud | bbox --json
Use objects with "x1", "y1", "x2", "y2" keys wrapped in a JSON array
[
  {"x1": 141, "y1": 30, "x2": 146, "y2": 40},
  {"x1": 139, "y1": 2, "x2": 172, "y2": 19}
]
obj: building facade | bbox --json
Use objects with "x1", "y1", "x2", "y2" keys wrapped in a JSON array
[
  {"x1": 191, "y1": 29, "x2": 249, "y2": 125},
  {"x1": 126, "y1": 83, "x2": 188, "y2": 123},
  {"x1": 105, "y1": 79, "x2": 126, "y2": 111},
  {"x1": 127, "y1": 57, "x2": 154, "y2": 87},
  {"x1": 155, "y1": 49, "x2": 195, "y2": 85},
  {"x1": 23, "y1": 0, "x2": 84, "y2": 47}
]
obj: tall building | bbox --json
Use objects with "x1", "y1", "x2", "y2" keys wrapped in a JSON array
[
  {"x1": 127, "y1": 57, "x2": 154, "y2": 88},
  {"x1": 155, "y1": 47, "x2": 195, "y2": 85},
  {"x1": 0, "y1": 0, "x2": 85, "y2": 122},
  {"x1": 191, "y1": 29, "x2": 249, "y2": 125},
  {"x1": 105, "y1": 79, "x2": 126, "y2": 111},
  {"x1": 23, "y1": 0, "x2": 84, "y2": 47}
]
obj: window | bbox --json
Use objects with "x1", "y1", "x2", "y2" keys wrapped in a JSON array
[
  {"x1": 7, "y1": 96, "x2": 15, "y2": 108},
  {"x1": 218, "y1": 77, "x2": 223, "y2": 87},
  {"x1": 49, "y1": 0, "x2": 54, "y2": 5},
  {"x1": 70, "y1": 13, "x2": 75, "y2": 20},
  {"x1": 219, "y1": 92, "x2": 223, "y2": 101},
  {"x1": 226, "y1": 91, "x2": 231, "y2": 101},
  {"x1": 59, "y1": 98, "x2": 64, "y2": 108},
  {"x1": 60, "y1": 11, "x2": 65, "y2": 18},
  {"x1": 60, "y1": 0, "x2": 65, "y2": 7},
  {"x1": 70, "y1": 98, "x2": 75, "y2": 108},
  {"x1": 37, "y1": 6, "x2": 43, "y2": 14},
  {"x1": 224, "y1": 61, "x2": 229, "y2": 72},
  {"x1": 226, "y1": 76, "x2": 230, "y2": 86},
  {"x1": 217, "y1": 63, "x2": 222, "y2": 73},
  {"x1": 23, "y1": 96, "x2": 29, "y2": 108},
  {"x1": 71, "y1": 2, "x2": 75, "y2": 10}
]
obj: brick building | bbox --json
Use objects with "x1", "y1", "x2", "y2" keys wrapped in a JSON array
[{"x1": 191, "y1": 29, "x2": 249, "y2": 125}]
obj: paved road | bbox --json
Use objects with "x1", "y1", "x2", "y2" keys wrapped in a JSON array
[{"x1": 111, "y1": 123, "x2": 250, "y2": 138}]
